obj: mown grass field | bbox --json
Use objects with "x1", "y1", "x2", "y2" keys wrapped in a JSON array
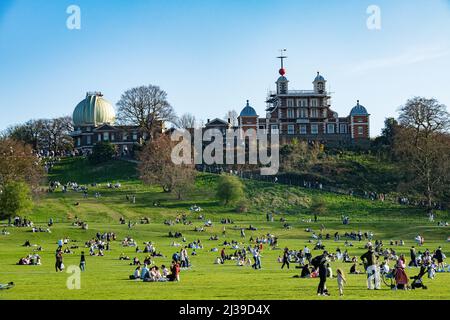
[{"x1": 0, "y1": 158, "x2": 449, "y2": 300}]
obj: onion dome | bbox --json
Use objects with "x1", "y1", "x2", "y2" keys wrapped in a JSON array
[
  {"x1": 350, "y1": 100, "x2": 369, "y2": 116},
  {"x1": 239, "y1": 100, "x2": 257, "y2": 117}
]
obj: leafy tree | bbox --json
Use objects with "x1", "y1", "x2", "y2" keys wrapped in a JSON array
[
  {"x1": 216, "y1": 174, "x2": 245, "y2": 206},
  {"x1": 0, "y1": 181, "x2": 33, "y2": 219},
  {"x1": 88, "y1": 141, "x2": 117, "y2": 164},
  {"x1": 0, "y1": 138, "x2": 44, "y2": 193},
  {"x1": 139, "y1": 134, "x2": 196, "y2": 200},
  {"x1": 309, "y1": 196, "x2": 327, "y2": 221}
]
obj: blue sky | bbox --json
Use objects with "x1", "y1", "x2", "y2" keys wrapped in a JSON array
[{"x1": 1, "y1": 0, "x2": 450, "y2": 136}]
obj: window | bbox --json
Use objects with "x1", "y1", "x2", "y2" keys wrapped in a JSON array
[
  {"x1": 111, "y1": 133, "x2": 115, "y2": 141},
  {"x1": 300, "y1": 109, "x2": 308, "y2": 118},
  {"x1": 311, "y1": 99, "x2": 318, "y2": 107},
  {"x1": 123, "y1": 133, "x2": 128, "y2": 141},
  {"x1": 103, "y1": 132, "x2": 109, "y2": 141},
  {"x1": 327, "y1": 124, "x2": 335, "y2": 134},
  {"x1": 97, "y1": 134, "x2": 101, "y2": 142},
  {"x1": 287, "y1": 109, "x2": 294, "y2": 118},
  {"x1": 297, "y1": 99, "x2": 308, "y2": 107},
  {"x1": 86, "y1": 136, "x2": 91, "y2": 145},
  {"x1": 340, "y1": 124, "x2": 347, "y2": 134},
  {"x1": 311, "y1": 124, "x2": 318, "y2": 134},
  {"x1": 77, "y1": 138, "x2": 81, "y2": 146},
  {"x1": 271, "y1": 125, "x2": 279, "y2": 134},
  {"x1": 288, "y1": 125, "x2": 295, "y2": 135},
  {"x1": 132, "y1": 132, "x2": 138, "y2": 140},
  {"x1": 311, "y1": 109, "x2": 319, "y2": 118},
  {"x1": 300, "y1": 125, "x2": 307, "y2": 134},
  {"x1": 287, "y1": 99, "x2": 294, "y2": 107},
  {"x1": 86, "y1": 127, "x2": 91, "y2": 132},
  {"x1": 358, "y1": 127, "x2": 364, "y2": 135}
]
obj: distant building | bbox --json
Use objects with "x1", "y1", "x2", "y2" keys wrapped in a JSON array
[
  {"x1": 205, "y1": 55, "x2": 370, "y2": 147},
  {"x1": 70, "y1": 92, "x2": 146, "y2": 155}
]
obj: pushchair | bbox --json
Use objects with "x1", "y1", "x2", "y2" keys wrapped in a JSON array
[{"x1": 410, "y1": 266, "x2": 428, "y2": 289}]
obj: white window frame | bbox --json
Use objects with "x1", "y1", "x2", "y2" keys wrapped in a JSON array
[
  {"x1": 311, "y1": 124, "x2": 319, "y2": 134},
  {"x1": 103, "y1": 132, "x2": 109, "y2": 141},
  {"x1": 300, "y1": 125, "x2": 307, "y2": 134},
  {"x1": 358, "y1": 127, "x2": 364, "y2": 135},
  {"x1": 300, "y1": 109, "x2": 308, "y2": 118},
  {"x1": 287, "y1": 108, "x2": 294, "y2": 119},
  {"x1": 287, "y1": 99, "x2": 294, "y2": 107},
  {"x1": 288, "y1": 125, "x2": 295, "y2": 135},
  {"x1": 327, "y1": 124, "x2": 335, "y2": 134},
  {"x1": 311, "y1": 108, "x2": 319, "y2": 118},
  {"x1": 311, "y1": 99, "x2": 318, "y2": 107},
  {"x1": 271, "y1": 125, "x2": 279, "y2": 134},
  {"x1": 340, "y1": 124, "x2": 347, "y2": 134}
]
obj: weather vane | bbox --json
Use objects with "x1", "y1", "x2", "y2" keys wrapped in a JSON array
[{"x1": 277, "y1": 49, "x2": 287, "y2": 75}]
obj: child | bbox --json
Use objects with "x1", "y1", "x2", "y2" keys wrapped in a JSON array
[
  {"x1": 336, "y1": 268, "x2": 347, "y2": 296},
  {"x1": 79, "y1": 251, "x2": 86, "y2": 271}
]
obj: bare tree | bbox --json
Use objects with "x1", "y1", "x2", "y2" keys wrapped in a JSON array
[
  {"x1": 40, "y1": 116, "x2": 73, "y2": 154},
  {"x1": 224, "y1": 110, "x2": 238, "y2": 127},
  {"x1": 176, "y1": 113, "x2": 196, "y2": 129},
  {"x1": 6, "y1": 119, "x2": 44, "y2": 150},
  {"x1": 116, "y1": 85, "x2": 176, "y2": 140},
  {"x1": 138, "y1": 134, "x2": 196, "y2": 200},
  {"x1": 394, "y1": 97, "x2": 450, "y2": 213}
]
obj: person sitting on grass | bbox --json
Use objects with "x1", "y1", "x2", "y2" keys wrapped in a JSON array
[
  {"x1": 129, "y1": 266, "x2": 141, "y2": 280},
  {"x1": 300, "y1": 264, "x2": 311, "y2": 278},
  {"x1": 349, "y1": 263, "x2": 362, "y2": 274},
  {"x1": 161, "y1": 265, "x2": 170, "y2": 279},
  {"x1": 167, "y1": 261, "x2": 180, "y2": 282},
  {"x1": 140, "y1": 264, "x2": 150, "y2": 281}
]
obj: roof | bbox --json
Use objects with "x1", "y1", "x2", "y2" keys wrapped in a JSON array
[
  {"x1": 350, "y1": 101, "x2": 369, "y2": 116},
  {"x1": 239, "y1": 100, "x2": 257, "y2": 117},
  {"x1": 73, "y1": 93, "x2": 116, "y2": 126}
]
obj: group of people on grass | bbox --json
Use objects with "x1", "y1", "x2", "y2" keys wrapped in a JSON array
[{"x1": 129, "y1": 261, "x2": 180, "y2": 282}]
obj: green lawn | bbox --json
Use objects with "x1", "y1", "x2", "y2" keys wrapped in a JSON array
[{"x1": 0, "y1": 158, "x2": 449, "y2": 300}]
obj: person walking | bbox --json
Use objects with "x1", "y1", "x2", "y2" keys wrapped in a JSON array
[
  {"x1": 360, "y1": 246, "x2": 380, "y2": 290},
  {"x1": 434, "y1": 247, "x2": 444, "y2": 271},
  {"x1": 79, "y1": 251, "x2": 86, "y2": 271},
  {"x1": 55, "y1": 250, "x2": 64, "y2": 272},
  {"x1": 312, "y1": 251, "x2": 329, "y2": 296},
  {"x1": 409, "y1": 246, "x2": 418, "y2": 267},
  {"x1": 336, "y1": 268, "x2": 347, "y2": 296},
  {"x1": 281, "y1": 248, "x2": 290, "y2": 269}
]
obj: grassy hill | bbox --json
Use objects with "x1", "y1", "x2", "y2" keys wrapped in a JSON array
[{"x1": 0, "y1": 158, "x2": 449, "y2": 300}]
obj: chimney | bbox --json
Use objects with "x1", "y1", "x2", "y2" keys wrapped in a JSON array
[
  {"x1": 207, "y1": 119, "x2": 210, "y2": 123},
  {"x1": 228, "y1": 118, "x2": 231, "y2": 124}
]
